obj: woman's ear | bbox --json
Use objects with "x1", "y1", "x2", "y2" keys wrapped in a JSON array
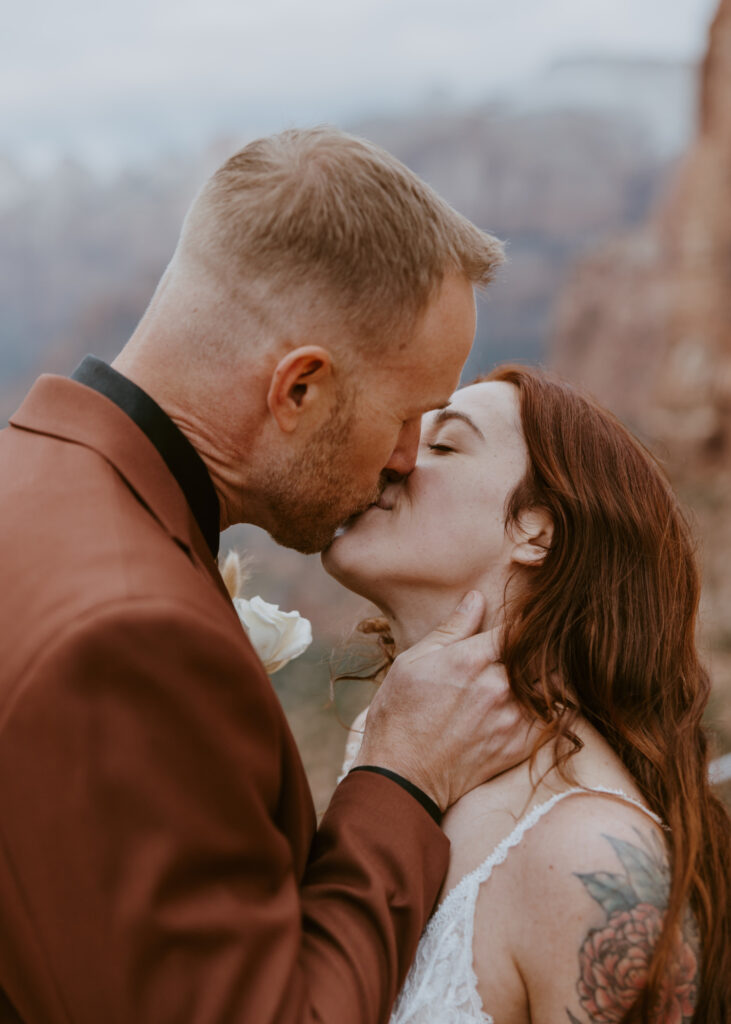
[
  {"x1": 266, "y1": 346, "x2": 334, "y2": 432},
  {"x1": 511, "y1": 507, "x2": 554, "y2": 567}
]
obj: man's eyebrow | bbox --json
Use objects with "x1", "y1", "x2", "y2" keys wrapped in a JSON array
[{"x1": 432, "y1": 408, "x2": 485, "y2": 440}]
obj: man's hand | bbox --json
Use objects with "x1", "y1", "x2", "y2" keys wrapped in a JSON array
[{"x1": 351, "y1": 591, "x2": 535, "y2": 812}]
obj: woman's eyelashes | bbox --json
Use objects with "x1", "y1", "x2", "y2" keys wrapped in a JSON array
[{"x1": 427, "y1": 443, "x2": 455, "y2": 454}]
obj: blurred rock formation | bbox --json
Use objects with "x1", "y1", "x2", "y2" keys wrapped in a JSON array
[{"x1": 554, "y1": 0, "x2": 730, "y2": 460}]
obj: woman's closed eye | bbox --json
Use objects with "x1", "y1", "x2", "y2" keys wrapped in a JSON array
[{"x1": 428, "y1": 443, "x2": 455, "y2": 454}]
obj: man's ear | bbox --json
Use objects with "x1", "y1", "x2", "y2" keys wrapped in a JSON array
[
  {"x1": 511, "y1": 507, "x2": 554, "y2": 567},
  {"x1": 266, "y1": 346, "x2": 334, "y2": 432}
]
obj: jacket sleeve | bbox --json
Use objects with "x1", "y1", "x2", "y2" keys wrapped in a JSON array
[{"x1": 0, "y1": 599, "x2": 449, "y2": 1024}]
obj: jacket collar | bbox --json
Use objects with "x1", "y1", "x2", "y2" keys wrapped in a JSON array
[
  {"x1": 9, "y1": 374, "x2": 231, "y2": 602},
  {"x1": 71, "y1": 355, "x2": 220, "y2": 559}
]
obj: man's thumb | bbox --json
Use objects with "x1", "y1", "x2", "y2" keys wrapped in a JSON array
[{"x1": 418, "y1": 590, "x2": 486, "y2": 651}]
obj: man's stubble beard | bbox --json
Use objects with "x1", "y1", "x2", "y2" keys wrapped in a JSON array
[{"x1": 260, "y1": 398, "x2": 384, "y2": 554}]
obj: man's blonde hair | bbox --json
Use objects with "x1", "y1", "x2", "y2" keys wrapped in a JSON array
[{"x1": 179, "y1": 126, "x2": 504, "y2": 350}]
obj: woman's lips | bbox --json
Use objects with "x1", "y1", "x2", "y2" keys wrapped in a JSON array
[
  {"x1": 340, "y1": 498, "x2": 392, "y2": 532},
  {"x1": 374, "y1": 482, "x2": 401, "y2": 512}
]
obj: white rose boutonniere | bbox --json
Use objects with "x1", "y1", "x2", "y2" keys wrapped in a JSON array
[
  {"x1": 220, "y1": 550, "x2": 313, "y2": 675},
  {"x1": 233, "y1": 595, "x2": 313, "y2": 675}
]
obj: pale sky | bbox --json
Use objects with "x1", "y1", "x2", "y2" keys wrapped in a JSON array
[{"x1": 1, "y1": 0, "x2": 719, "y2": 168}]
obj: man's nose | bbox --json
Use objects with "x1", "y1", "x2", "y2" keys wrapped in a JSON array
[{"x1": 383, "y1": 418, "x2": 421, "y2": 480}]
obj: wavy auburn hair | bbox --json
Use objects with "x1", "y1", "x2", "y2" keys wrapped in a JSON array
[
  {"x1": 484, "y1": 364, "x2": 730, "y2": 1022},
  {"x1": 349, "y1": 364, "x2": 730, "y2": 1021}
]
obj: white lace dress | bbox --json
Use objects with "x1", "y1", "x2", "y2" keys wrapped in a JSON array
[{"x1": 340, "y1": 731, "x2": 664, "y2": 1024}]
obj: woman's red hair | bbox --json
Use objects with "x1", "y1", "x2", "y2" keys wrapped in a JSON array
[{"x1": 482, "y1": 365, "x2": 730, "y2": 1022}]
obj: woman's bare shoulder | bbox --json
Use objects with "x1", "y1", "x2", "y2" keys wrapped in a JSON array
[
  {"x1": 440, "y1": 726, "x2": 639, "y2": 889},
  {"x1": 474, "y1": 793, "x2": 699, "y2": 1024},
  {"x1": 501, "y1": 789, "x2": 669, "y2": 901}
]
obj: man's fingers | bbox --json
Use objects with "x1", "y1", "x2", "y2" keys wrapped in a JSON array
[
  {"x1": 412, "y1": 628, "x2": 502, "y2": 679},
  {"x1": 453, "y1": 626, "x2": 502, "y2": 665},
  {"x1": 410, "y1": 590, "x2": 486, "y2": 655},
  {"x1": 491, "y1": 713, "x2": 544, "y2": 779}
]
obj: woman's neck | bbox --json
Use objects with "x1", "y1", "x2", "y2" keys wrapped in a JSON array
[{"x1": 384, "y1": 585, "x2": 504, "y2": 652}]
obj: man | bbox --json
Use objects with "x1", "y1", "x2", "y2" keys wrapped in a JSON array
[{"x1": 0, "y1": 128, "x2": 526, "y2": 1023}]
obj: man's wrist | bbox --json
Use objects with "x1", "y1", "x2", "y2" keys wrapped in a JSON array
[{"x1": 348, "y1": 765, "x2": 442, "y2": 826}]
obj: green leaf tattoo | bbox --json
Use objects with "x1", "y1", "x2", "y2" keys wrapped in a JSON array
[
  {"x1": 573, "y1": 871, "x2": 636, "y2": 915},
  {"x1": 565, "y1": 830, "x2": 698, "y2": 1023},
  {"x1": 602, "y1": 835, "x2": 669, "y2": 907}
]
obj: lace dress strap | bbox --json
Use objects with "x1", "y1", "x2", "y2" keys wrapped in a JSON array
[{"x1": 470, "y1": 785, "x2": 664, "y2": 887}]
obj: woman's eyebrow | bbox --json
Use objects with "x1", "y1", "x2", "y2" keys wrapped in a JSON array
[{"x1": 432, "y1": 408, "x2": 485, "y2": 440}]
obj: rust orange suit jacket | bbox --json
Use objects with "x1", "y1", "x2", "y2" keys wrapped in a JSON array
[{"x1": 0, "y1": 374, "x2": 449, "y2": 1024}]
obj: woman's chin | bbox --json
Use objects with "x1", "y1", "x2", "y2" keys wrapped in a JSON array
[
  {"x1": 321, "y1": 530, "x2": 362, "y2": 583},
  {"x1": 321, "y1": 527, "x2": 380, "y2": 597},
  {"x1": 321, "y1": 502, "x2": 403, "y2": 601}
]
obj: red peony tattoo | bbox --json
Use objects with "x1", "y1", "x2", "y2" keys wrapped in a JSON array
[{"x1": 566, "y1": 830, "x2": 698, "y2": 1024}]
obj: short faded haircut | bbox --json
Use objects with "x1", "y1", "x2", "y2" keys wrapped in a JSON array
[{"x1": 179, "y1": 126, "x2": 504, "y2": 349}]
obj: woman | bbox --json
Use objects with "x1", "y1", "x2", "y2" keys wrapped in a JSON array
[{"x1": 323, "y1": 365, "x2": 731, "y2": 1024}]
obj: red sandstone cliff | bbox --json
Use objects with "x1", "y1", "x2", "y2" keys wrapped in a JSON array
[{"x1": 554, "y1": 0, "x2": 731, "y2": 458}]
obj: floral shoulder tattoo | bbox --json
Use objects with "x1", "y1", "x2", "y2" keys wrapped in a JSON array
[{"x1": 566, "y1": 828, "x2": 699, "y2": 1024}]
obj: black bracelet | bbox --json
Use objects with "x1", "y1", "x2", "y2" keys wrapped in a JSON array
[{"x1": 348, "y1": 765, "x2": 442, "y2": 826}]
